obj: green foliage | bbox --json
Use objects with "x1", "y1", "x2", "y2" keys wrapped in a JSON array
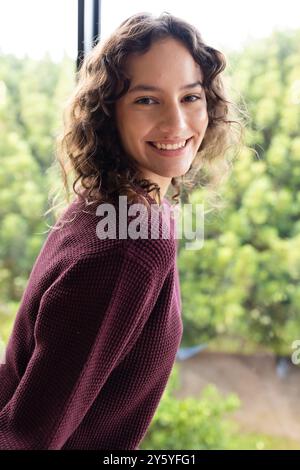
[
  {"x1": 0, "y1": 53, "x2": 75, "y2": 303},
  {"x1": 140, "y1": 365, "x2": 240, "y2": 450}
]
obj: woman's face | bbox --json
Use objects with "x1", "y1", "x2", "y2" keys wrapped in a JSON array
[{"x1": 115, "y1": 37, "x2": 209, "y2": 195}]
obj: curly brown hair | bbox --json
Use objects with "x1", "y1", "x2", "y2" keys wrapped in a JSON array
[{"x1": 45, "y1": 11, "x2": 247, "y2": 227}]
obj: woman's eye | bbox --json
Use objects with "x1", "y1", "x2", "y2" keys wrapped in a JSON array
[
  {"x1": 184, "y1": 95, "x2": 202, "y2": 102},
  {"x1": 134, "y1": 97, "x2": 156, "y2": 105},
  {"x1": 134, "y1": 95, "x2": 202, "y2": 105}
]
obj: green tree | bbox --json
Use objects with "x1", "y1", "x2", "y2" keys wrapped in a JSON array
[
  {"x1": 0, "y1": 53, "x2": 74, "y2": 332},
  {"x1": 140, "y1": 364, "x2": 240, "y2": 450}
]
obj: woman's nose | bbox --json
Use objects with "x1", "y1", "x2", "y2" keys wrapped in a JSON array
[{"x1": 158, "y1": 103, "x2": 187, "y2": 135}]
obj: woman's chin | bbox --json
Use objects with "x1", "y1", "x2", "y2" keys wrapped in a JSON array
[{"x1": 162, "y1": 164, "x2": 193, "y2": 179}]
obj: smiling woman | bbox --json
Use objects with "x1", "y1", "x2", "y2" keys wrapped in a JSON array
[{"x1": 49, "y1": 10, "x2": 245, "y2": 215}]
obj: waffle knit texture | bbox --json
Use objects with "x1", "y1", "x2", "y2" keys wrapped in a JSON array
[{"x1": 0, "y1": 191, "x2": 183, "y2": 449}]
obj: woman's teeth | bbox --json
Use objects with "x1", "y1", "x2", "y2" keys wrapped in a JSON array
[{"x1": 150, "y1": 140, "x2": 187, "y2": 150}]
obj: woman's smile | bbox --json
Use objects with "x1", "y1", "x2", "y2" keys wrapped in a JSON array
[{"x1": 146, "y1": 136, "x2": 193, "y2": 157}]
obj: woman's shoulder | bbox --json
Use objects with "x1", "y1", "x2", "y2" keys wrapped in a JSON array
[{"x1": 47, "y1": 194, "x2": 177, "y2": 273}]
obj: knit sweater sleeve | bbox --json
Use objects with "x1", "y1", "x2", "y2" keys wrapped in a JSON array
[{"x1": 0, "y1": 239, "x2": 173, "y2": 450}]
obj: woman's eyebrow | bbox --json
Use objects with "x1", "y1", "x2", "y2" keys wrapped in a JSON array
[{"x1": 128, "y1": 81, "x2": 203, "y2": 94}]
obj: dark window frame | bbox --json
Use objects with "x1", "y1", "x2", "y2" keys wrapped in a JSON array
[{"x1": 77, "y1": 0, "x2": 102, "y2": 71}]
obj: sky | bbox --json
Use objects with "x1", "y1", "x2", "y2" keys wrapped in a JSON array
[{"x1": 0, "y1": 0, "x2": 299, "y2": 61}]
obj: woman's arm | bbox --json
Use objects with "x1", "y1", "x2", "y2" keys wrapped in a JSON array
[{"x1": 0, "y1": 241, "x2": 172, "y2": 449}]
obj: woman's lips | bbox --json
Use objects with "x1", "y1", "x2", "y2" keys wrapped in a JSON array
[{"x1": 147, "y1": 137, "x2": 192, "y2": 157}]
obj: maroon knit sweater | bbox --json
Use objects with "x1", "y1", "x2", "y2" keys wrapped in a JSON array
[{"x1": 0, "y1": 191, "x2": 183, "y2": 450}]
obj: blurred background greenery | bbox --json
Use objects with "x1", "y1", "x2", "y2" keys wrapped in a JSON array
[{"x1": 0, "y1": 27, "x2": 300, "y2": 449}]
